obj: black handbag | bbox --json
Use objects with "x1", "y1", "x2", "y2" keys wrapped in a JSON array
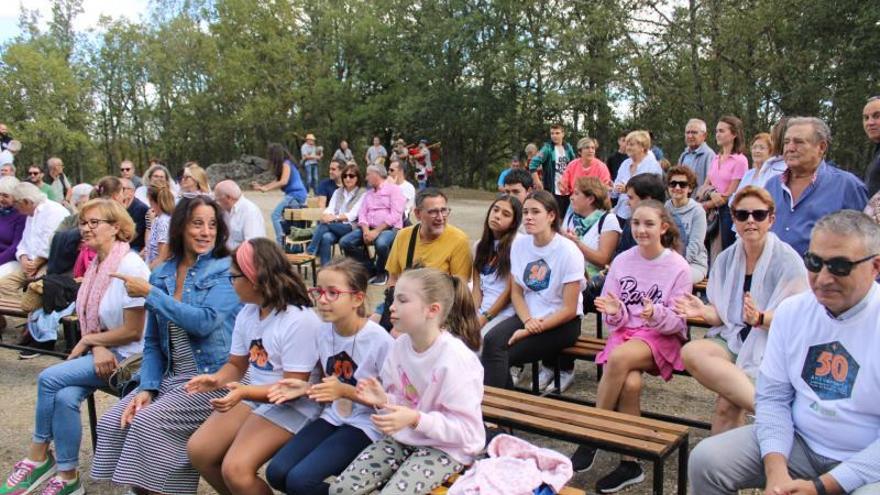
[{"x1": 379, "y1": 224, "x2": 419, "y2": 331}]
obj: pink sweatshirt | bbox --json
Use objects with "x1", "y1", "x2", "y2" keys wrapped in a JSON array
[
  {"x1": 601, "y1": 247, "x2": 692, "y2": 338},
  {"x1": 380, "y1": 331, "x2": 486, "y2": 464},
  {"x1": 560, "y1": 157, "x2": 613, "y2": 193}
]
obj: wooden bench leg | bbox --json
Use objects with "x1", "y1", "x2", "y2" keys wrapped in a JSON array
[
  {"x1": 677, "y1": 435, "x2": 689, "y2": 495},
  {"x1": 653, "y1": 458, "x2": 664, "y2": 495},
  {"x1": 531, "y1": 361, "x2": 539, "y2": 393},
  {"x1": 87, "y1": 393, "x2": 98, "y2": 451}
]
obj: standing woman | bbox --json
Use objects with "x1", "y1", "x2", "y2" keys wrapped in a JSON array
[
  {"x1": 700, "y1": 115, "x2": 748, "y2": 252},
  {"x1": 90, "y1": 196, "x2": 242, "y2": 495},
  {"x1": 611, "y1": 130, "x2": 663, "y2": 223},
  {"x1": 733, "y1": 133, "x2": 786, "y2": 196},
  {"x1": 472, "y1": 194, "x2": 521, "y2": 338},
  {"x1": 252, "y1": 143, "x2": 308, "y2": 246},
  {"x1": 305, "y1": 163, "x2": 366, "y2": 265},
  {"x1": 481, "y1": 191, "x2": 585, "y2": 389},
  {"x1": 558, "y1": 137, "x2": 613, "y2": 196}
]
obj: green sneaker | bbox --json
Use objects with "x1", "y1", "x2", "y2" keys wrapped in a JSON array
[
  {"x1": 287, "y1": 226, "x2": 315, "y2": 241},
  {"x1": 38, "y1": 475, "x2": 83, "y2": 495},
  {"x1": 0, "y1": 454, "x2": 56, "y2": 495}
]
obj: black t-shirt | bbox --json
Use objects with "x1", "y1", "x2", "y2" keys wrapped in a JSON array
[
  {"x1": 606, "y1": 151, "x2": 627, "y2": 181},
  {"x1": 739, "y1": 274, "x2": 754, "y2": 342},
  {"x1": 316, "y1": 178, "x2": 338, "y2": 205}
]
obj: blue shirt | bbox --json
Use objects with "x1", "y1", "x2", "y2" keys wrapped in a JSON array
[
  {"x1": 765, "y1": 161, "x2": 868, "y2": 255},
  {"x1": 677, "y1": 142, "x2": 716, "y2": 188},
  {"x1": 497, "y1": 168, "x2": 513, "y2": 188},
  {"x1": 282, "y1": 160, "x2": 308, "y2": 203},
  {"x1": 316, "y1": 178, "x2": 338, "y2": 204}
]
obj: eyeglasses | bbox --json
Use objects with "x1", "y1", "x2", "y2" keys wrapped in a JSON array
[
  {"x1": 423, "y1": 207, "x2": 451, "y2": 218},
  {"x1": 732, "y1": 209, "x2": 770, "y2": 222},
  {"x1": 307, "y1": 287, "x2": 360, "y2": 302},
  {"x1": 228, "y1": 273, "x2": 247, "y2": 283},
  {"x1": 342, "y1": 174, "x2": 358, "y2": 179},
  {"x1": 79, "y1": 218, "x2": 112, "y2": 229},
  {"x1": 668, "y1": 180, "x2": 689, "y2": 189},
  {"x1": 804, "y1": 252, "x2": 877, "y2": 277}
]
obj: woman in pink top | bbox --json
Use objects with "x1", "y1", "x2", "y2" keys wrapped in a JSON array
[
  {"x1": 700, "y1": 115, "x2": 748, "y2": 251},
  {"x1": 558, "y1": 137, "x2": 613, "y2": 195},
  {"x1": 569, "y1": 201, "x2": 692, "y2": 493},
  {"x1": 330, "y1": 268, "x2": 485, "y2": 495}
]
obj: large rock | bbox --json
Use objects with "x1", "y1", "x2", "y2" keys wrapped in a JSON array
[{"x1": 206, "y1": 154, "x2": 275, "y2": 186}]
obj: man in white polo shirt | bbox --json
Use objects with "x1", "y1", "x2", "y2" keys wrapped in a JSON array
[{"x1": 213, "y1": 180, "x2": 267, "y2": 249}]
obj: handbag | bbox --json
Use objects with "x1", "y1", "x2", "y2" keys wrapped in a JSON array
[
  {"x1": 379, "y1": 224, "x2": 420, "y2": 331},
  {"x1": 696, "y1": 184, "x2": 719, "y2": 237},
  {"x1": 107, "y1": 352, "x2": 143, "y2": 397}
]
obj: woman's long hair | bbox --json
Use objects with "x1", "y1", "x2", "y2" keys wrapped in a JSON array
[
  {"x1": 474, "y1": 195, "x2": 521, "y2": 280},
  {"x1": 232, "y1": 238, "x2": 311, "y2": 312},
  {"x1": 267, "y1": 143, "x2": 293, "y2": 180}
]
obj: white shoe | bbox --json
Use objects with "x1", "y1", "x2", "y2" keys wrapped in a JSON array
[
  {"x1": 545, "y1": 369, "x2": 575, "y2": 393},
  {"x1": 537, "y1": 365, "x2": 555, "y2": 390},
  {"x1": 510, "y1": 366, "x2": 526, "y2": 386}
]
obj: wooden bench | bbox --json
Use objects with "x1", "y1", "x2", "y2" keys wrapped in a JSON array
[
  {"x1": 286, "y1": 253, "x2": 318, "y2": 285},
  {"x1": 283, "y1": 207, "x2": 325, "y2": 222},
  {"x1": 482, "y1": 386, "x2": 689, "y2": 495},
  {"x1": 431, "y1": 473, "x2": 585, "y2": 494}
]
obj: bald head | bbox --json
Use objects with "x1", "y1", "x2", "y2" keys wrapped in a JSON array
[{"x1": 213, "y1": 180, "x2": 242, "y2": 212}]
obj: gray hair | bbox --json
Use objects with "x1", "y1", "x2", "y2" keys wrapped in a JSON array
[
  {"x1": 787, "y1": 117, "x2": 832, "y2": 146},
  {"x1": 0, "y1": 176, "x2": 19, "y2": 195},
  {"x1": 366, "y1": 164, "x2": 387, "y2": 178},
  {"x1": 576, "y1": 137, "x2": 596, "y2": 150},
  {"x1": 12, "y1": 181, "x2": 46, "y2": 204},
  {"x1": 812, "y1": 210, "x2": 880, "y2": 255},
  {"x1": 70, "y1": 183, "x2": 94, "y2": 206},
  {"x1": 214, "y1": 180, "x2": 242, "y2": 199},
  {"x1": 47, "y1": 157, "x2": 63, "y2": 169},
  {"x1": 6, "y1": 140, "x2": 21, "y2": 153},
  {"x1": 0, "y1": 164, "x2": 15, "y2": 174},
  {"x1": 686, "y1": 118, "x2": 708, "y2": 133},
  {"x1": 524, "y1": 143, "x2": 538, "y2": 155}
]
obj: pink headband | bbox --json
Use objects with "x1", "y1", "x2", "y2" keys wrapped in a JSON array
[{"x1": 235, "y1": 240, "x2": 258, "y2": 285}]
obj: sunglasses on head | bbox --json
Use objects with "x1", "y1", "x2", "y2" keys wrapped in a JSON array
[
  {"x1": 668, "y1": 180, "x2": 689, "y2": 189},
  {"x1": 803, "y1": 252, "x2": 877, "y2": 277},
  {"x1": 732, "y1": 209, "x2": 770, "y2": 222}
]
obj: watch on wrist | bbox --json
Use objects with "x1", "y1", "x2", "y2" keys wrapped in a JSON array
[{"x1": 757, "y1": 312, "x2": 765, "y2": 327}]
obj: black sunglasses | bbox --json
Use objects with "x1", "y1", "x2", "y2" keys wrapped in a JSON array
[
  {"x1": 803, "y1": 252, "x2": 878, "y2": 277},
  {"x1": 28, "y1": 171, "x2": 41, "y2": 176},
  {"x1": 342, "y1": 174, "x2": 358, "y2": 179},
  {"x1": 732, "y1": 209, "x2": 770, "y2": 222},
  {"x1": 668, "y1": 180, "x2": 689, "y2": 189}
]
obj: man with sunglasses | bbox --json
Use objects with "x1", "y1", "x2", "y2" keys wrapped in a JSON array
[
  {"x1": 26, "y1": 166, "x2": 58, "y2": 203},
  {"x1": 690, "y1": 210, "x2": 880, "y2": 494},
  {"x1": 765, "y1": 117, "x2": 868, "y2": 256},
  {"x1": 119, "y1": 159, "x2": 143, "y2": 189}
]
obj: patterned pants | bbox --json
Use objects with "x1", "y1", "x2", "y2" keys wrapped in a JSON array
[{"x1": 329, "y1": 437, "x2": 464, "y2": 495}]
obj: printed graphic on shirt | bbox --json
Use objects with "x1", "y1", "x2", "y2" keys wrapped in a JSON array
[
  {"x1": 618, "y1": 276, "x2": 663, "y2": 306},
  {"x1": 248, "y1": 339, "x2": 272, "y2": 371},
  {"x1": 523, "y1": 259, "x2": 551, "y2": 292},
  {"x1": 800, "y1": 341, "x2": 859, "y2": 401},
  {"x1": 479, "y1": 258, "x2": 497, "y2": 276},
  {"x1": 399, "y1": 367, "x2": 420, "y2": 407},
  {"x1": 326, "y1": 350, "x2": 358, "y2": 386},
  {"x1": 555, "y1": 154, "x2": 569, "y2": 178}
]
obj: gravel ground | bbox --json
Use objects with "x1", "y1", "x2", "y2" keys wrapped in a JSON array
[{"x1": 0, "y1": 188, "x2": 724, "y2": 494}]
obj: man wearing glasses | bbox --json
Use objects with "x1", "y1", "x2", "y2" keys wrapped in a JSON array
[
  {"x1": 119, "y1": 160, "x2": 143, "y2": 189},
  {"x1": 26, "y1": 166, "x2": 58, "y2": 203},
  {"x1": 690, "y1": 210, "x2": 880, "y2": 494}
]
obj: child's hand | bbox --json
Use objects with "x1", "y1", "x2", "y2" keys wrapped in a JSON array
[
  {"x1": 267, "y1": 378, "x2": 310, "y2": 404},
  {"x1": 640, "y1": 297, "x2": 655, "y2": 321},
  {"x1": 308, "y1": 376, "x2": 348, "y2": 403},
  {"x1": 185, "y1": 374, "x2": 220, "y2": 394},
  {"x1": 595, "y1": 292, "x2": 622, "y2": 316},
  {"x1": 355, "y1": 377, "x2": 387, "y2": 407},
  {"x1": 209, "y1": 382, "x2": 244, "y2": 412},
  {"x1": 371, "y1": 404, "x2": 420, "y2": 435}
]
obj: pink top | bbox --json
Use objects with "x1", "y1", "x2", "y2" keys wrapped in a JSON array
[
  {"x1": 707, "y1": 153, "x2": 748, "y2": 194},
  {"x1": 560, "y1": 157, "x2": 613, "y2": 193},
  {"x1": 380, "y1": 331, "x2": 486, "y2": 464},
  {"x1": 357, "y1": 182, "x2": 406, "y2": 229},
  {"x1": 602, "y1": 247, "x2": 692, "y2": 338},
  {"x1": 73, "y1": 246, "x2": 97, "y2": 278}
]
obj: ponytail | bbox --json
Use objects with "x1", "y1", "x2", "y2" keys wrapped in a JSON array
[{"x1": 445, "y1": 274, "x2": 481, "y2": 351}]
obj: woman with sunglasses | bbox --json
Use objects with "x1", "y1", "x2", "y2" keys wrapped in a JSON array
[
  {"x1": 305, "y1": 164, "x2": 366, "y2": 265},
  {"x1": 676, "y1": 186, "x2": 808, "y2": 434},
  {"x1": 179, "y1": 164, "x2": 211, "y2": 196},
  {"x1": 665, "y1": 165, "x2": 708, "y2": 284}
]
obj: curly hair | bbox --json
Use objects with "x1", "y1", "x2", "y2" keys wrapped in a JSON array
[{"x1": 232, "y1": 238, "x2": 311, "y2": 312}]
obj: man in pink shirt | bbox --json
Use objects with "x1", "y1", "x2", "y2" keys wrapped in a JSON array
[{"x1": 339, "y1": 164, "x2": 406, "y2": 285}]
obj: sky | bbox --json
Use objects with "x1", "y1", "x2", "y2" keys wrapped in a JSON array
[{"x1": 0, "y1": 0, "x2": 150, "y2": 45}]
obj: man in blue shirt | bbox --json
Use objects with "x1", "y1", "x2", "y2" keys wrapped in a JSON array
[
  {"x1": 496, "y1": 155, "x2": 521, "y2": 191},
  {"x1": 765, "y1": 117, "x2": 867, "y2": 255}
]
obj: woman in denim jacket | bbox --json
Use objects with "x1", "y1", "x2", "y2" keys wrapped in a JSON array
[{"x1": 91, "y1": 196, "x2": 243, "y2": 495}]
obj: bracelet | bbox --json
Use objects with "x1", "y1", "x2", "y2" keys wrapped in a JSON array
[
  {"x1": 757, "y1": 312, "x2": 765, "y2": 327},
  {"x1": 812, "y1": 478, "x2": 828, "y2": 495}
]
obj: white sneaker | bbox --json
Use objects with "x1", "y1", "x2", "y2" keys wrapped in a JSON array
[
  {"x1": 510, "y1": 366, "x2": 526, "y2": 386},
  {"x1": 537, "y1": 365, "x2": 555, "y2": 390},
  {"x1": 545, "y1": 369, "x2": 575, "y2": 393}
]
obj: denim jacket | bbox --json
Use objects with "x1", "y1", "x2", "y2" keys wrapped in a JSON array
[{"x1": 138, "y1": 252, "x2": 242, "y2": 391}]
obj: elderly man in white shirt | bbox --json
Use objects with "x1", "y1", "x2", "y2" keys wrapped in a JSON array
[
  {"x1": 0, "y1": 182, "x2": 69, "y2": 306},
  {"x1": 213, "y1": 180, "x2": 267, "y2": 249}
]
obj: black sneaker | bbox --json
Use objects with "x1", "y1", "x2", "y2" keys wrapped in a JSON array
[
  {"x1": 596, "y1": 461, "x2": 645, "y2": 493},
  {"x1": 369, "y1": 274, "x2": 388, "y2": 286},
  {"x1": 18, "y1": 339, "x2": 56, "y2": 360},
  {"x1": 571, "y1": 445, "x2": 597, "y2": 472}
]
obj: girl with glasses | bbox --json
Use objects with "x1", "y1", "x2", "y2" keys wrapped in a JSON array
[
  {"x1": 677, "y1": 186, "x2": 808, "y2": 434},
  {"x1": 665, "y1": 165, "x2": 709, "y2": 284}
]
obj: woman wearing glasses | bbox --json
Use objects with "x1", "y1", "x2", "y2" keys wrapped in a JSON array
[
  {"x1": 179, "y1": 164, "x2": 211, "y2": 196},
  {"x1": 665, "y1": 165, "x2": 709, "y2": 284},
  {"x1": 676, "y1": 186, "x2": 808, "y2": 434},
  {"x1": 305, "y1": 164, "x2": 366, "y2": 265},
  {"x1": 90, "y1": 196, "x2": 241, "y2": 495}
]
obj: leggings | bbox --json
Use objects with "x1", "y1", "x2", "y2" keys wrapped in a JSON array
[{"x1": 481, "y1": 315, "x2": 582, "y2": 387}]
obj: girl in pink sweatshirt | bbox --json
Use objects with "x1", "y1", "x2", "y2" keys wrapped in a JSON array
[
  {"x1": 570, "y1": 200, "x2": 692, "y2": 493},
  {"x1": 330, "y1": 267, "x2": 485, "y2": 495}
]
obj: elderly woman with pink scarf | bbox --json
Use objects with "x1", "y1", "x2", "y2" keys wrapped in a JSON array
[{"x1": 0, "y1": 198, "x2": 148, "y2": 495}]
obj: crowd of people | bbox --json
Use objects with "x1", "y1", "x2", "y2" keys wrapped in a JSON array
[{"x1": 0, "y1": 101, "x2": 878, "y2": 495}]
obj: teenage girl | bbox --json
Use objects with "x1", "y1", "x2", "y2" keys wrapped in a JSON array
[
  {"x1": 185, "y1": 238, "x2": 322, "y2": 495},
  {"x1": 472, "y1": 194, "x2": 521, "y2": 337},
  {"x1": 570, "y1": 200, "x2": 692, "y2": 493},
  {"x1": 328, "y1": 268, "x2": 484, "y2": 495},
  {"x1": 264, "y1": 258, "x2": 394, "y2": 495}
]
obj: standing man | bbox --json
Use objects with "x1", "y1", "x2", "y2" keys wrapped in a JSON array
[
  {"x1": 365, "y1": 136, "x2": 388, "y2": 166},
  {"x1": 26, "y1": 166, "x2": 56, "y2": 202},
  {"x1": 301, "y1": 133, "x2": 321, "y2": 194},
  {"x1": 862, "y1": 96, "x2": 880, "y2": 198},
  {"x1": 0, "y1": 140, "x2": 21, "y2": 168},
  {"x1": 605, "y1": 131, "x2": 628, "y2": 181},
  {"x1": 529, "y1": 123, "x2": 576, "y2": 213},
  {"x1": 213, "y1": 180, "x2": 267, "y2": 250},
  {"x1": 678, "y1": 118, "x2": 716, "y2": 188},
  {"x1": 0, "y1": 123, "x2": 11, "y2": 151},
  {"x1": 120, "y1": 178, "x2": 149, "y2": 252},
  {"x1": 689, "y1": 210, "x2": 880, "y2": 494},
  {"x1": 44, "y1": 157, "x2": 71, "y2": 205},
  {"x1": 331, "y1": 140, "x2": 354, "y2": 164},
  {"x1": 119, "y1": 159, "x2": 143, "y2": 189}
]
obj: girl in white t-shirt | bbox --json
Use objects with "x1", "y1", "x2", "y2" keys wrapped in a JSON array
[
  {"x1": 472, "y1": 194, "x2": 522, "y2": 338},
  {"x1": 264, "y1": 258, "x2": 393, "y2": 494},
  {"x1": 186, "y1": 238, "x2": 321, "y2": 495},
  {"x1": 481, "y1": 190, "x2": 586, "y2": 389},
  {"x1": 329, "y1": 267, "x2": 485, "y2": 495},
  {"x1": 145, "y1": 185, "x2": 174, "y2": 269}
]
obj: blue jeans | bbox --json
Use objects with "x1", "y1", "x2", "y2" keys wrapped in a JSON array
[
  {"x1": 306, "y1": 222, "x2": 353, "y2": 265},
  {"x1": 271, "y1": 195, "x2": 304, "y2": 245},
  {"x1": 266, "y1": 419, "x2": 372, "y2": 495},
  {"x1": 339, "y1": 228, "x2": 397, "y2": 276},
  {"x1": 305, "y1": 162, "x2": 319, "y2": 193},
  {"x1": 33, "y1": 354, "x2": 109, "y2": 471}
]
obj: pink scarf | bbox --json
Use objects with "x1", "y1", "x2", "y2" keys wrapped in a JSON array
[
  {"x1": 73, "y1": 245, "x2": 98, "y2": 278},
  {"x1": 76, "y1": 241, "x2": 131, "y2": 336}
]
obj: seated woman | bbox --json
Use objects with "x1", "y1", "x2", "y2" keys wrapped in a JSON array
[
  {"x1": 481, "y1": 191, "x2": 585, "y2": 389},
  {"x1": 0, "y1": 176, "x2": 26, "y2": 279},
  {"x1": 187, "y1": 238, "x2": 322, "y2": 494},
  {"x1": 0, "y1": 199, "x2": 147, "y2": 495},
  {"x1": 90, "y1": 196, "x2": 242, "y2": 495},
  {"x1": 677, "y1": 186, "x2": 808, "y2": 434},
  {"x1": 305, "y1": 163, "x2": 366, "y2": 265},
  {"x1": 472, "y1": 194, "x2": 521, "y2": 339},
  {"x1": 664, "y1": 165, "x2": 709, "y2": 284},
  {"x1": 570, "y1": 200, "x2": 692, "y2": 493}
]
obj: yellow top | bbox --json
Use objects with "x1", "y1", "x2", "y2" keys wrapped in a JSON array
[{"x1": 385, "y1": 223, "x2": 473, "y2": 279}]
